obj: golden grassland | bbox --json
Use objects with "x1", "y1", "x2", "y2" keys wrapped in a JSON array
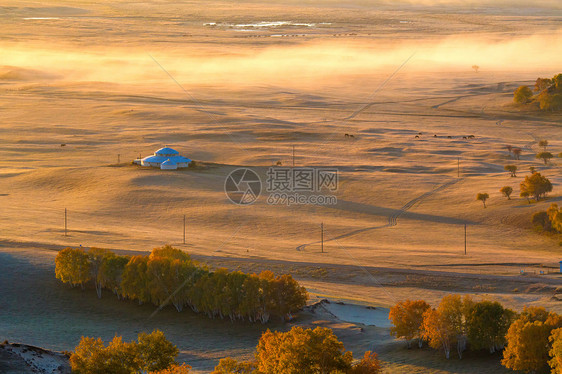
[{"x1": 0, "y1": 0, "x2": 561, "y2": 372}]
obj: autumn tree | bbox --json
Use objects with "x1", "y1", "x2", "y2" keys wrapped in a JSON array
[
  {"x1": 421, "y1": 295, "x2": 473, "y2": 359},
  {"x1": 212, "y1": 357, "x2": 256, "y2": 374},
  {"x1": 505, "y1": 145, "x2": 513, "y2": 156},
  {"x1": 538, "y1": 140, "x2": 548, "y2": 151},
  {"x1": 466, "y1": 301, "x2": 515, "y2": 353},
  {"x1": 532, "y1": 211, "x2": 553, "y2": 232},
  {"x1": 55, "y1": 248, "x2": 91, "y2": 289},
  {"x1": 520, "y1": 191, "x2": 531, "y2": 204},
  {"x1": 540, "y1": 93, "x2": 562, "y2": 111},
  {"x1": 502, "y1": 307, "x2": 562, "y2": 373},
  {"x1": 255, "y1": 326, "x2": 353, "y2": 374},
  {"x1": 472, "y1": 65, "x2": 479, "y2": 73},
  {"x1": 500, "y1": 186, "x2": 513, "y2": 200},
  {"x1": 99, "y1": 254, "x2": 129, "y2": 298},
  {"x1": 547, "y1": 203, "x2": 562, "y2": 232},
  {"x1": 149, "y1": 364, "x2": 192, "y2": 374},
  {"x1": 530, "y1": 166, "x2": 536, "y2": 174},
  {"x1": 349, "y1": 351, "x2": 382, "y2": 374},
  {"x1": 476, "y1": 193, "x2": 489, "y2": 208},
  {"x1": 514, "y1": 86, "x2": 533, "y2": 104},
  {"x1": 504, "y1": 165, "x2": 517, "y2": 177},
  {"x1": 70, "y1": 336, "x2": 139, "y2": 374},
  {"x1": 137, "y1": 329, "x2": 179, "y2": 372},
  {"x1": 389, "y1": 300, "x2": 431, "y2": 348},
  {"x1": 536, "y1": 151, "x2": 553, "y2": 165},
  {"x1": 520, "y1": 172, "x2": 553, "y2": 201},
  {"x1": 550, "y1": 328, "x2": 562, "y2": 374},
  {"x1": 121, "y1": 255, "x2": 151, "y2": 304},
  {"x1": 70, "y1": 330, "x2": 179, "y2": 374},
  {"x1": 512, "y1": 148, "x2": 522, "y2": 160},
  {"x1": 535, "y1": 77, "x2": 553, "y2": 92},
  {"x1": 88, "y1": 247, "x2": 112, "y2": 298}
]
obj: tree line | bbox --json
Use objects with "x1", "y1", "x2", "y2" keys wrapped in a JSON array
[
  {"x1": 70, "y1": 326, "x2": 382, "y2": 374},
  {"x1": 55, "y1": 245, "x2": 308, "y2": 323},
  {"x1": 389, "y1": 296, "x2": 562, "y2": 373}
]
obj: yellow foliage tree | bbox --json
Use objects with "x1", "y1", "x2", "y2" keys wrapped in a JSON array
[
  {"x1": 389, "y1": 300, "x2": 430, "y2": 348},
  {"x1": 256, "y1": 326, "x2": 353, "y2": 374},
  {"x1": 502, "y1": 307, "x2": 562, "y2": 373},
  {"x1": 550, "y1": 328, "x2": 562, "y2": 374},
  {"x1": 55, "y1": 248, "x2": 91, "y2": 289}
]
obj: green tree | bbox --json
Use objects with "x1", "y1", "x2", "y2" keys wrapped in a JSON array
[
  {"x1": 389, "y1": 300, "x2": 431, "y2": 348},
  {"x1": 520, "y1": 172, "x2": 553, "y2": 201},
  {"x1": 550, "y1": 328, "x2": 562, "y2": 374},
  {"x1": 514, "y1": 86, "x2": 533, "y2": 104},
  {"x1": 500, "y1": 186, "x2": 513, "y2": 200},
  {"x1": 55, "y1": 248, "x2": 91, "y2": 289},
  {"x1": 466, "y1": 301, "x2": 515, "y2": 353},
  {"x1": 502, "y1": 307, "x2": 562, "y2": 373},
  {"x1": 504, "y1": 165, "x2": 517, "y2": 177},
  {"x1": 536, "y1": 152, "x2": 553, "y2": 165},
  {"x1": 476, "y1": 193, "x2": 489, "y2": 208}
]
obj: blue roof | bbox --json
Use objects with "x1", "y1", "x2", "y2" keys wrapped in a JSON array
[
  {"x1": 142, "y1": 155, "x2": 192, "y2": 164},
  {"x1": 161, "y1": 159, "x2": 177, "y2": 165},
  {"x1": 155, "y1": 147, "x2": 179, "y2": 156}
]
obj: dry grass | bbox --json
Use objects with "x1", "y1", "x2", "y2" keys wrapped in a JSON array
[{"x1": 0, "y1": 0, "x2": 561, "y2": 372}]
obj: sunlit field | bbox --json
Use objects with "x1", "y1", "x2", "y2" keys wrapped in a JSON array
[{"x1": 0, "y1": 0, "x2": 561, "y2": 372}]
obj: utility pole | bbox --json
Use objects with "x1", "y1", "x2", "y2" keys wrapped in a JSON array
[
  {"x1": 292, "y1": 145, "x2": 295, "y2": 167},
  {"x1": 64, "y1": 208, "x2": 67, "y2": 236},
  {"x1": 321, "y1": 222, "x2": 324, "y2": 253},
  {"x1": 183, "y1": 215, "x2": 186, "y2": 245},
  {"x1": 464, "y1": 223, "x2": 467, "y2": 255}
]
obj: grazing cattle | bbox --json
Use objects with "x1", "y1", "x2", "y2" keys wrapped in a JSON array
[
  {"x1": 468, "y1": 135, "x2": 475, "y2": 139},
  {"x1": 434, "y1": 134, "x2": 437, "y2": 137},
  {"x1": 418, "y1": 132, "x2": 422, "y2": 135},
  {"x1": 345, "y1": 133, "x2": 349, "y2": 138},
  {"x1": 447, "y1": 136, "x2": 452, "y2": 139},
  {"x1": 415, "y1": 135, "x2": 420, "y2": 139},
  {"x1": 463, "y1": 136, "x2": 467, "y2": 139},
  {"x1": 350, "y1": 134, "x2": 355, "y2": 138}
]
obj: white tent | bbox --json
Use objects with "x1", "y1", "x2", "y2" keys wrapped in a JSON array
[{"x1": 135, "y1": 147, "x2": 192, "y2": 169}]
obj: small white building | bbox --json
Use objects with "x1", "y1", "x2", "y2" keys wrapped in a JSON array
[{"x1": 134, "y1": 147, "x2": 192, "y2": 170}]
